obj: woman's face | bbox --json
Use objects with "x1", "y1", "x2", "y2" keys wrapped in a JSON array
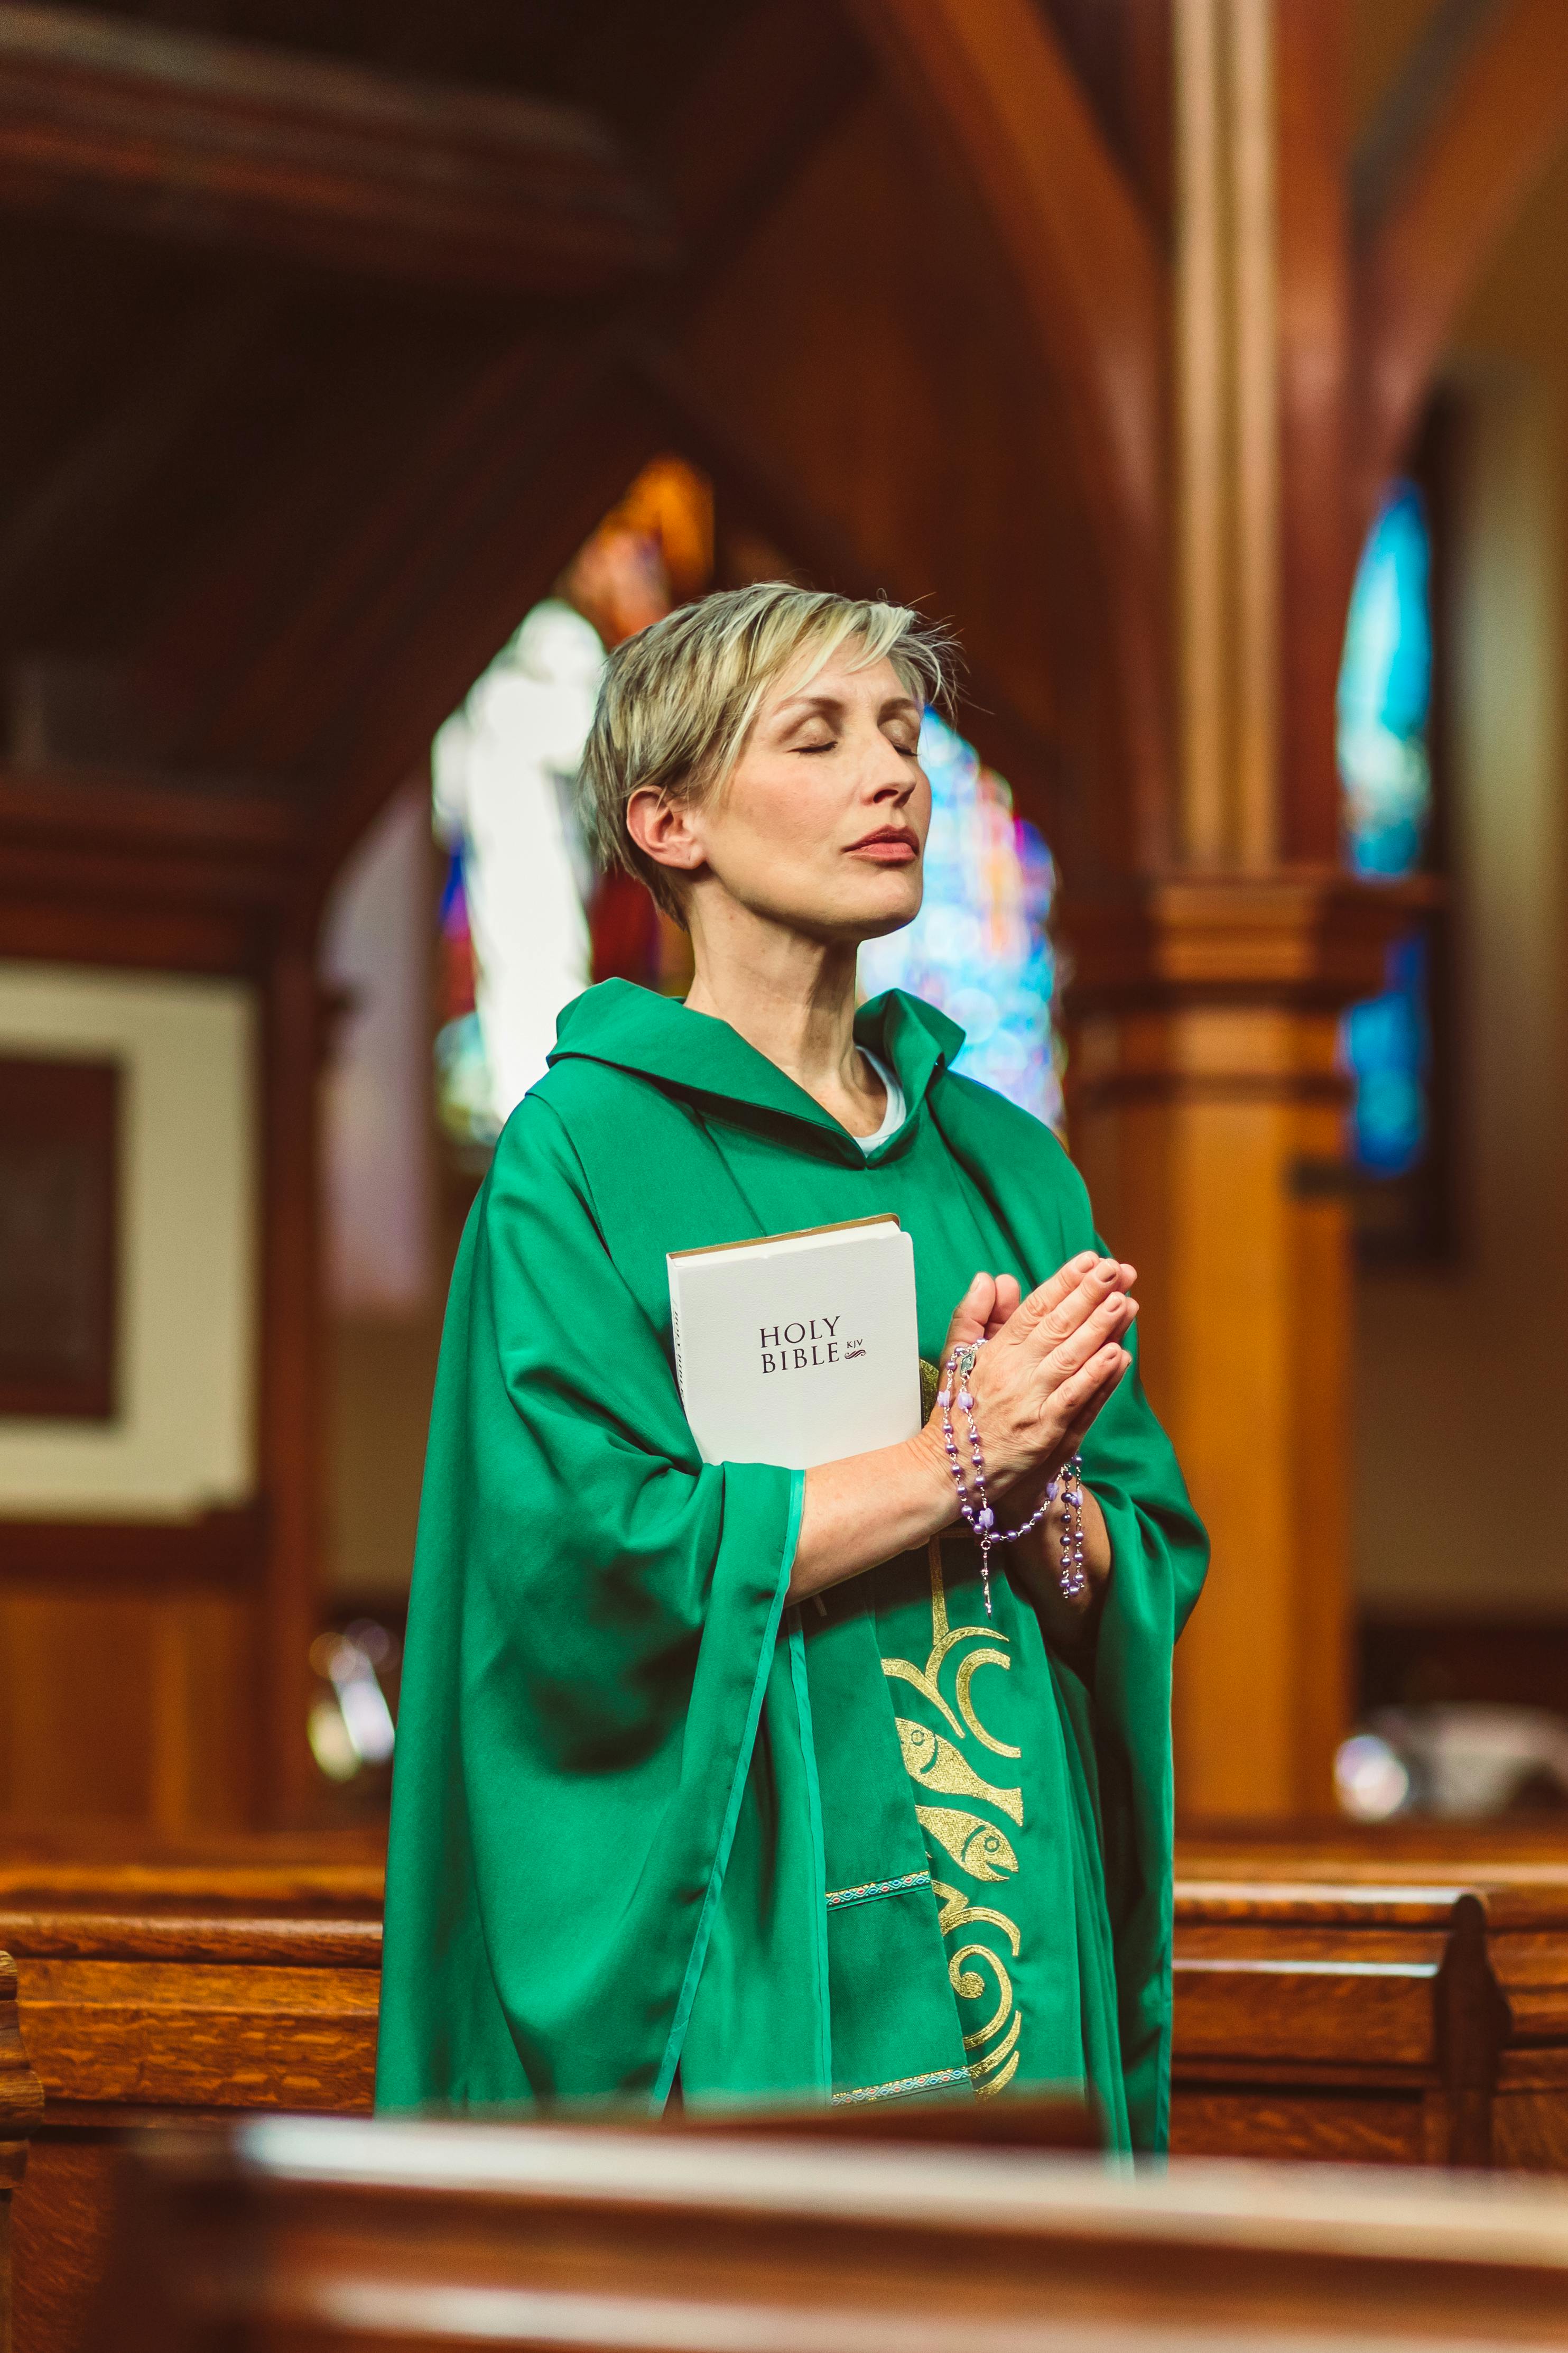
[{"x1": 637, "y1": 647, "x2": 930, "y2": 946}]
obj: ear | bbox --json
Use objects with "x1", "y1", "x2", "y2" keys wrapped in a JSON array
[{"x1": 626, "y1": 785, "x2": 706, "y2": 878}]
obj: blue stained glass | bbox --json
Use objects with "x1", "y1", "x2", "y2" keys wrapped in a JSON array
[
  {"x1": 1344, "y1": 932, "x2": 1430, "y2": 1177},
  {"x1": 1339, "y1": 482, "x2": 1432, "y2": 879},
  {"x1": 1338, "y1": 482, "x2": 1435, "y2": 1188},
  {"x1": 857, "y1": 710, "x2": 1063, "y2": 1131}
]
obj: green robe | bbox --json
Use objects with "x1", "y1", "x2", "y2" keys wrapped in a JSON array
[{"x1": 376, "y1": 982, "x2": 1207, "y2": 2148}]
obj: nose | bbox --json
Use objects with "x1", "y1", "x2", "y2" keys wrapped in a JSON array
[{"x1": 855, "y1": 723, "x2": 915, "y2": 808}]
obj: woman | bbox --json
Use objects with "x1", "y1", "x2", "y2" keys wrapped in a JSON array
[{"x1": 377, "y1": 585, "x2": 1208, "y2": 2149}]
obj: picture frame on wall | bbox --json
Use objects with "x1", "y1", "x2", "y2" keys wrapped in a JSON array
[{"x1": 0, "y1": 1054, "x2": 119, "y2": 1419}]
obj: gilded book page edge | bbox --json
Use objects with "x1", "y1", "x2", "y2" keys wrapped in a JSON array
[{"x1": 666, "y1": 1212, "x2": 901, "y2": 1264}]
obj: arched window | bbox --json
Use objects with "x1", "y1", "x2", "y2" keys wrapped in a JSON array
[
  {"x1": 857, "y1": 712, "x2": 1064, "y2": 1131},
  {"x1": 1339, "y1": 481, "x2": 1437, "y2": 1201},
  {"x1": 431, "y1": 460, "x2": 709, "y2": 1151}
]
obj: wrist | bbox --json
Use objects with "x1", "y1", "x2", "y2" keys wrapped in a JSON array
[{"x1": 905, "y1": 1422, "x2": 958, "y2": 1536}]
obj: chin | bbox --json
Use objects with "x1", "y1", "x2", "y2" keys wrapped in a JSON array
[
  {"x1": 852, "y1": 866, "x2": 923, "y2": 936},
  {"x1": 852, "y1": 899, "x2": 921, "y2": 943},
  {"x1": 742, "y1": 864, "x2": 922, "y2": 944}
]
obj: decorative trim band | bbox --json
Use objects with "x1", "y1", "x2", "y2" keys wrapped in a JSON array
[
  {"x1": 831, "y1": 2066, "x2": 969, "y2": 2108},
  {"x1": 824, "y1": 1869, "x2": 931, "y2": 1912}
]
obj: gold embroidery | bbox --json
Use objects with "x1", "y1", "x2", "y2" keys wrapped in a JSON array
[
  {"x1": 882, "y1": 1655, "x2": 967, "y2": 1741},
  {"x1": 968, "y1": 2009, "x2": 1022, "y2": 2080},
  {"x1": 949, "y1": 1944, "x2": 1013, "y2": 2048},
  {"x1": 955, "y1": 1648, "x2": 1020, "y2": 1757},
  {"x1": 897, "y1": 1718, "x2": 1023, "y2": 1823},
  {"x1": 931, "y1": 1878, "x2": 1022, "y2": 1955},
  {"x1": 881, "y1": 1539, "x2": 1007, "y2": 1737},
  {"x1": 975, "y1": 2047, "x2": 1021, "y2": 2097},
  {"x1": 884, "y1": 1535, "x2": 1029, "y2": 2091},
  {"x1": 914, "y1": 1805, "x2": 1018, "y2": 1883}
]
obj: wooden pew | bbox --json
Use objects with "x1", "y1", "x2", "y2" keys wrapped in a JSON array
[
  {"x1": 0, "y1": 1837, "x2": 382, "y2": 2353},
  {"x1": 0, "y1": 1833, "x2": 1098, "y2": 2353},
  {"x1": 1172, "y1": 1832, "x2": 1568, "y2": 2170},
  {"x1": 10, "y1": 1817, "x2": 1568, "y2": 2353},
  {"x1": 0, "y1": 1959, "x2": 44, "y2": 2353},
  {"x1": 85, "y1": 2116, "x2": 1568, "y2": 2351}
]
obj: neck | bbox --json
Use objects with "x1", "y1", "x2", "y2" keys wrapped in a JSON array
[{"x1": 682, "y1": 890, "x2": 867, "y2": 1106}]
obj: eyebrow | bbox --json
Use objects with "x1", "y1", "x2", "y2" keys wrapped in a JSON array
[{"x1": 773, "y1": 690, "x2": 922, "y2": 725}]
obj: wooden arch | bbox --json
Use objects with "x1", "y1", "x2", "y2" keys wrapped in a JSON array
[
  {"x1": 1358, "y1": 0, "x2": 1568, "y2": 511},
  {"x1": 846, "y1": 0, "x2": 1172, "y2": 864}
]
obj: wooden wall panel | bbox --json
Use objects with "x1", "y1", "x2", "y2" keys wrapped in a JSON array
[{"x1": 0, "y1": 1586, "x2": 256, "y2": 1831}]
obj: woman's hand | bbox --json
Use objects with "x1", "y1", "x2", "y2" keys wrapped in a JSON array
[
  {"x1": 934, "y1": 1254, "x2": 1134, "y2": 1657},
  {"x1": 931, "y1": 1252, "x2": 1136, "y2": 1497},
  {"x1": 788, "y1": 1252, "x2": 1135, "y2": 1606}
]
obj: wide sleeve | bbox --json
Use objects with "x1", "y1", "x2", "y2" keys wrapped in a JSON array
[
  {"x1": 377, "y1": 1091, "x2": 803, "y2": 2111},
  {"x1": 1074, "y1": 1297, "x2": 1208, "y2": 2153}
]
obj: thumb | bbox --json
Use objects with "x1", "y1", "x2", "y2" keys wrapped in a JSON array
[{"x1": 939, "y1": 1271, "x2": 997, "y2": 1362}]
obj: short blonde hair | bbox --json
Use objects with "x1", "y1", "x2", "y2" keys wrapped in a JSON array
[{"x1": 578, "y1": 582, "x2": 954, "y2": 921}]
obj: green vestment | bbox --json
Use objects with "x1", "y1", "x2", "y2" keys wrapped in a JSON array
[{"x1": 376, "y1": 982, "x2": 1208, "y2": 2148}]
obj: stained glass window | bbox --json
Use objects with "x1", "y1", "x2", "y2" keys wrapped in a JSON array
[
  {"x1": 1339, "y1": 482, "x2": 1434, "y2": 1188},
  {"x1": 431, "y1": 460, "x2": 710, "y2": 1152},
  {"x1": 858, "y1": 710, "x2": 1064, "y2": 1131}
]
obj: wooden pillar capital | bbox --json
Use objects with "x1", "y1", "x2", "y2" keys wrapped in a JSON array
[{"x1": 1061, "y1": 869, "x2": 1414, "y2": 1017}]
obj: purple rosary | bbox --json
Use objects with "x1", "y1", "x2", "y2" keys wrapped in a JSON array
[{"x1": 938, "y1": 1340, "x2": 1088, "y2": 1617}]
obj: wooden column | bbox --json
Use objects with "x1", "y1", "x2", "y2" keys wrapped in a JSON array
[
  {"x1": 1065, "y1": 879, "x2": 1400, "y2": 1817},
  {"x1": 1054, "y1": 1, "x2": 1386, "y2": 1821}
]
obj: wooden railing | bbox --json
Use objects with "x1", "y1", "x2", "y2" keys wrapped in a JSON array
[{"x1": 83, "y1": 2116, "x2": 1568, "y2": 2352}]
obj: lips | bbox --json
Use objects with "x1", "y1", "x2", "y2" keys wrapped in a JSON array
[{"x1": 847, "y1": 827, "x2": 920, "y2": 860}]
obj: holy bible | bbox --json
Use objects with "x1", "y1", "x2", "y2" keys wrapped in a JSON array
[{"x1": 667, "y1": 1213, "x2": 921, "y2": 1469}]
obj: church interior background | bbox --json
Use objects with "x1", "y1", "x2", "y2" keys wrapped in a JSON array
[
  {"x1": 3, "y1": 0, "x2": 1568, "y2": 1825},
  {"x1": 6, "y1": 0, "x2": 1568, "y2": 2326},
  {"x1": 3, "y1": 0, "x2": 1567, "y2": 1832}
]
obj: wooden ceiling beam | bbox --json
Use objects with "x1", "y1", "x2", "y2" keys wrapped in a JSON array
[
  {"x1": 0, "y1": 289, "x2": 280, "y2": 635},
  {"x1": 1357, "y1": 0, "x2": 1568, "y2": 505},
  {"x1": 125, "y1": 6, "x2": 868, "y2": 808},
  {"x1": 0, "y1": 1, "x2": 670, "y2": 296},
  {"x1": 845, "y1": 0, "x2": 1172, "y2": 863},
  {"x1": 304, "y1": 358, "x2": 663, "y2": 898}
]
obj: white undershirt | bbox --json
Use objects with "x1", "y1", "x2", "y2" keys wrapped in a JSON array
[{"x1": 855, "y1": 1048, "x2": 906, "y2": 1155}]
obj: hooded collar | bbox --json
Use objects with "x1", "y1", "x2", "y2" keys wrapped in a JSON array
[{"x1": 547, "y1": 980, "x2": 963, "y2": 1161}]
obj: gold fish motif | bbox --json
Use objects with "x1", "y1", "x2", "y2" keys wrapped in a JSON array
[
  {"x1": 896, "y1": 1718, "x2": 1023, "y2": 1824},
  {"x1": 914, "y1": 1805, "x2": 1019, "y2": 1883}
]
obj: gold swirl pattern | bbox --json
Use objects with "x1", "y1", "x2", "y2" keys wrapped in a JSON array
[
  {"x1": 884, "y1": 1538, "x2": 1029, "y2": 2094},
  {"x1": 930, "y1": 1878, "x2": 1021, "y2": 1955},
  {"x1": 949, "y1": 1944, "x2": 1013, "y2": 2048},
  {"x1": 955, "y1": 1648, "x2": 1020, "y2": 1757},
  {"x1": 970, "y1": 2011, "x2": 1022, "y2": 2096}
]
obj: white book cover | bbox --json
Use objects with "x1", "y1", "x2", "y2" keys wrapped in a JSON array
[{"x1": 668, "y1": 1214, "x2": 921, "y2": 1470}]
